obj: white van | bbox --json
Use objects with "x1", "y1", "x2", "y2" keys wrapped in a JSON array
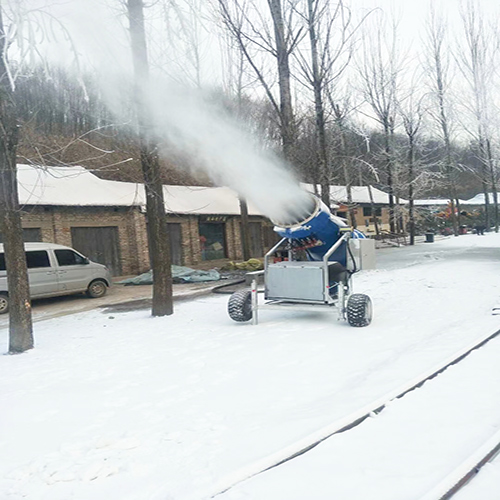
[{"x1": 0, "y1": 242, "x2": 112, "y2": 314}]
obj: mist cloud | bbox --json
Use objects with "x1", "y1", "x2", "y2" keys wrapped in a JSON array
[{"x1": 10, "y1": 0, "x2": 314, "y2": 223}]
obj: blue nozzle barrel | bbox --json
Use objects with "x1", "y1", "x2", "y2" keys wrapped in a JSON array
[{"x1": 272, "y1": 196, "x2": 350, "y2": 266}]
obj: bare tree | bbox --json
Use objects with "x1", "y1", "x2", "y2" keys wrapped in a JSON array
[
  {"x1": 424, "y1": 6, "x2": 460, "y2": 236},
  {"x1": 159, "y1": 0, "x2": 217, "y2": 87},
  {"x1": 357, "y1": 15, "x2": 402, "y2": 233},
  {"x1": 349, "y1": 123, "x2": 381, "y2": 235},
  {"x1": 127, "y1": 0, "x2": 173, "y2": 316},
  {"x1": 293, "y1": 0, "x2": 364, "y2": 208},
  {"x1": 457, "y1": 0, "x2": 498, "y2": 232},
  {"x1": 329, "y1": 95, "x2": 357, "y2": 227},
  {"x1": 0, "y1": 4, "x2": 34, "y2": 353},
  {"x1": 216, "y1": 0, "x2": 302, "y2": 164},
  {"x1": 218, "y1": 7, "x2": 255, "y2": 260},
  {"x1": 268, "y1": 0, "x2": 297, "y2": 162},
  {"x1": 397, "y1": 78, "x2": 425, "y2": 245}
]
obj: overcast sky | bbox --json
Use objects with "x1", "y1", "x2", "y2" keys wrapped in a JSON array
[
  {"x1": 359, "y1": 0, "x2": 499, "y2": 48},
  {"x1": 5, "y1": 0, "x2": 500, "y2": 142},
  {"x1": 5, "y1": 0, "x2": 499, "y2": 84}
]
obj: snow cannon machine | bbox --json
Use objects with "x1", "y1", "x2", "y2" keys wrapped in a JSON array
[{"x1": 227, "y1": 195, "x2": 375, "y2": 327}]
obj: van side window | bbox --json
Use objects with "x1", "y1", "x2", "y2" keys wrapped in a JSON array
[
  {"x1": 0, "y1": 253, "x2": 5, "y2": 271},
  {"x1": 55, "y1": 249, "x2": 86, "y2": 266},
  {"x1": 26, "y1": 251, "x2": 51, "y2": 268}
]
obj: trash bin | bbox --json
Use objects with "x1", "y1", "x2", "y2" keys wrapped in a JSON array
[{"x1": 425, "y1": 232, "x2": 435, "y2": 243}]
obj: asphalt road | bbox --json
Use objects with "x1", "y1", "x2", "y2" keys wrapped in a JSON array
[{"x1": 0, "y1": 279, "x2": 221, "y2": 328}]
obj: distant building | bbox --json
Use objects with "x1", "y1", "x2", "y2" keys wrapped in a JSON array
[
  {"x1": 460, "y1": 193, "x2": 500, "y2": 205},
  {"x1": 303, "y1": 184, "x2": 405, "y2": 234},
  {"x1": 13, "y1": 165, "x2": 408, "y2": 274}
]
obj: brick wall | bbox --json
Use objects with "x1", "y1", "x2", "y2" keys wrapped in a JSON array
[
  {"x1": 163, "y1": 215, "x2": 200, "y2": 266},
  {"x1": 225, "y1": 217, "x2": 240, "y2": 261},
  {"x1": 226, "y1": 216, "x2": 270, "y2": 261},
  {"x1": 20, "y1": 206, "x2": 150, "y2": 276},
  {"x1": 20, "y1": 206, "x2": 274, "y2": 273}
]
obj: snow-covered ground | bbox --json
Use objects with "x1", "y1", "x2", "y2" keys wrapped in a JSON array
[{"x1": 1, "y1": 233, "x2": 500, "y2": 500}]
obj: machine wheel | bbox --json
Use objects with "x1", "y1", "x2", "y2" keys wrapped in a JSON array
[
  {"x1": 0, "y1": 293, "x2": 9, "y2": 314},
  {"x1": 228, "y1": 289, "x2": 252, "y2": 322},
  {"x1": 87, "y1": 279, "x2": 108, "y2": 298},
  {"x1": 347, "y1": 293, "x2": 372, "y2": 327}
]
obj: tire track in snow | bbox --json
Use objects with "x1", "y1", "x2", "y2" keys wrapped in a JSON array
[{"x1": 208, "y1": 326, "x2": 500, "y2": 498}]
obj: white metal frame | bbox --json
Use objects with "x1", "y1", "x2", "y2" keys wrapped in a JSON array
[{"x1": 249, "y1": 233, "x2": 352, "y2": 325}]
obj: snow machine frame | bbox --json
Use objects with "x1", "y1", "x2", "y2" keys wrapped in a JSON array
[{"x1": 228, "y1": 228, "x2": 373, "y2": 327}]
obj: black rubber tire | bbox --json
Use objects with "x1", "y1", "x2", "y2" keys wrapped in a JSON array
[
  {"x1": 87, "y1": 279, "x2": 108, "y2": 298},
  {"x1": 228, "y1": 289, "x2": 252, "y2": 322},
  {"x1": 0, "y1": 293, "x2": 9, "y2": 314},
  {"x1": 347, "y1": 293, "x2": 372, "y2": 327}
]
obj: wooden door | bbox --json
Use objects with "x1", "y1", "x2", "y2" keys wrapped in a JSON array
[
  {"x1": 167, "y1": 223, "x2": 183, "y2": 266},
  {"x1": 71, "y1": 226, "x2": 122, "y2": 276},
  {"x1": 249, "y1": 222, "x2": 263, "y2": 257}
]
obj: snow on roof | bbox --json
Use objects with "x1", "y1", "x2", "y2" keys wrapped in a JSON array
[
  {"x1": 461, "y1": 193, "x2": 500, "y2": 205},
  {"x1": 162, "y1": 185, "x2": 263, "y2": 215},
  {"x1": 302, "y1": 184, "x2": 404, "y2": 204},
  {"x1": 16, "y1": 164, "x2": 264, "y2": 215},
  {"x1": 17, "y1": 164, "x2": 144, "y2": 207},
  {"x1": 20, "y1": 165, "x2": 405, "y2": 216},
  {"x1": 414, "y1": 198, "x2": 486, "y2": 206},
  {"x1": 413, "y1": 199, "x2": 451, "y2": 206}
]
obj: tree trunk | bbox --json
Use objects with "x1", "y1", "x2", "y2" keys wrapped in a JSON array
[
  {"x1": 486, "y1": 139, "x2": 499, "y2": 232},
  {"x1": 268, "y1": 0, "x2": 296, "y2": 164},
  {"x1": 428, "y1": 16, "x2": 459, "y2": 237},
  {"x1": 336, "y1": 117, "x2": 356, "y2": 228},
  {"x1": 306, "y1": 0, "x2": 330, "y2": 209},
  {"x1": 408, "y1": 134, "x2": 415, "y2": 245},
  {"x1": 367, "y1": 184, "x2": 380, "y2": 236},
  {"x1": 478, "y1": 138, "x2": 490, "y2": 231},
  {"x1": 0, "y1": 6, "x2": 34, "y2": 353},
  {"x1": 384, "y1": 121, "x2": 395, "y2": 233},
  {"x1": 239, "y1": 197, "x2": 251, "y2": 260},
  {"x1": 444, "y1": 135, "x2": 459, "y2": 236},
  {"x1": 127, "y1": 0, "x2": 173, "y2": 316}
]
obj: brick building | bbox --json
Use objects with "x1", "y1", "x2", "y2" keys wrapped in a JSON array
[
  {"x1": 14, "y1": 165, "x2": 276, "y2": 276},
  {"x1": 13, "y1": 166, "x2": 396, "y2": 276}
]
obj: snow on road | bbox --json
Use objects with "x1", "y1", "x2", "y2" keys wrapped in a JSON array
[
  {"x1": 218, "y1": 319, "x2": 500, "y2": 499},
  {"x1": 1, "y1": 233, "x2": 500, "y2": 499}
]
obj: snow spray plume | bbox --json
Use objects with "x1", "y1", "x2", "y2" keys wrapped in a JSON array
[
  {"x1": 32, "y1": 0, "x2": 314, "y2": 224},
  {"x1": 109, "y1": 79, "x2": 314, "y2": 224},
  {"x1": 153, "y1": 83, "x2": 314, "y2": 223}
]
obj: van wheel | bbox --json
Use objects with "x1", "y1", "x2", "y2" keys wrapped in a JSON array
[
  {"x1": 87, "y1": 280, "x2": 107, "y2": 298},
  {"x1": 0, "y1": 293, "x2": 8, "y2": 314}
]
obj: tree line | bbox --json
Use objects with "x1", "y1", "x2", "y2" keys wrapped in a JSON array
[{"x1": 13, "y1": 2, "x2": 497, "y2": 227}]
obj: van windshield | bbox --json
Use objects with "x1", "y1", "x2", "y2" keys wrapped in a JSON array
[{"x1": 55, "y1": 249, "x2": 86, "y2": 266}]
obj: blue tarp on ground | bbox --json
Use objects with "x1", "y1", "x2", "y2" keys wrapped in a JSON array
[{"x1": 117, "y1": 266, "x2": 220, "y2": 285}]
